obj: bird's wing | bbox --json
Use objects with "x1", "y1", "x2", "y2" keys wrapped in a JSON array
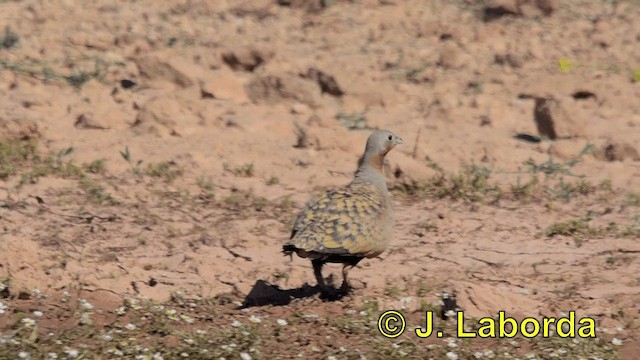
[{"x1": 288, "y1": 183, "x2": 387, "y2": 257}]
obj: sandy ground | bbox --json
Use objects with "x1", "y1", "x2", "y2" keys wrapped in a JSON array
[{"x1": 1, "y1": 0, "x2": 639, "y2": 358}]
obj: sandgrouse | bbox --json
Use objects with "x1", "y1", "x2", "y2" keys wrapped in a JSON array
[{"x1": 283, "y1": 130, "x2": 403, "y2": 295}]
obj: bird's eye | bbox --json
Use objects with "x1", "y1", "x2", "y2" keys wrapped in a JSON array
[{"x1": 388, "y1": 135, "x2": 393, "y2": 141}]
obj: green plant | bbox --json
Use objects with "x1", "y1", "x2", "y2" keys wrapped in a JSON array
[
  {"x1": 0, "y1": 26, "x2": 19, "y2": 49},
  {"x1": 146, "y1": 161, "x2": 182, "y2": 182},
  {"x1": 234, "y1": 163, "x2": 255, "y2": 177},
  {"x1": 120, "y1": 146, "x2": 143, "y2": 175},
  {"x1": 335, "y1": 111, "x2": 369, "y2": 129}
]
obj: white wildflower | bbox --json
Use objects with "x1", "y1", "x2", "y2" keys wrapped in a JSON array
[
  {"x1": 180, "y1": 353, "x2": 189, "y2": 358},
  {"x1": 22, "y1": 318, "x2": 36, "y2": 327},
  {"x1": 152, "y1": 353, "x2": 164, "y2": 360},
  {"x1": 18, "y1": 351, "x2": 30, "y2": 359},
  {"x1": 240, "y1": 352, "x2": 251, "y2": 360},
  {"x1": 612, "y1": 337, "x2": 623, "y2": 346},
  {"x1": 231, "y1": 320, "x2": 242, "y2": 327},
  {"x1": 45, "y1": 353, "x2": 58, "y2": 360},
  {"x1": 79, "y1": 299, "x2": 94, "y2": 311},
  {"x1": 180, "y1": 314, "x2": 194, "y2": 324},
  {"x1": 33, "y1": 311, "x2": 43, "y2": 317},
  {"x1": 0, "y1": 302, "x2": 7, "y2": 314},
  {"x1": 276, "y1": 318, "x2": 288, "y2": 326},
  {"x1": 125, "y1": 323, "x2": 136, "y2": 330},
  {"x1": 102, "y1": 334, "x2": 113, "y2": 341},
  {"x1": 184, "y1": 338, "x2": 195, "y2": 345},
  {"x1": 446, "y1": 338, "x2": 458, "y2": 348},
  {"x1": 249, "y1": 315, "x2": 261, "y2": 323},
  {"x1": 64, "y1": 348, "x2": 79, "y2": 358},
  {"x1": 115, "y1": 306, "x2": 126, "y2": 315},
  {"x1": 446, "y1": 352, "x2": 459, "y2": 360},
  {"x1": 32, "y1": 289, "x2": 42, "y2": 298},
  {"x1": 327, "y1": 356, "x2": 337, "y2": 360},
  {"x1": 80, "y1": 312, "x2": 93, "y2": 325},
  {"x1": 0, "y1": 282, "x2": 5, "y2": 291},
  {"x1": 473, "y1": 352, "x2": 484, "y2": 359},
  {"x1": 195, "y1": 329, "x2": 207, "y2": 335},
  {"x1": 445, "y1": 310, "x2": 456, "y2": 318},
  {"x1": 400, "y1": 296, "x2": 413, "y2": 309}
]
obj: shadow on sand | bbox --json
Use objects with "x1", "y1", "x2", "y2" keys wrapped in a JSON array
[{"x1": 240, "y1": 280, "x2": 347, "y2": 308}]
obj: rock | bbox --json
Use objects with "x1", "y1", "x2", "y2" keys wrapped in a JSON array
[
  {"x1": 531, "y1": 96, "x2": 584, "y2": 140},
  {"x1": 136, "y1": 52, "x2": 205, "y2": 88},
  {"x1": 133, "y1": 95, "x2": 199, "y2": 137},
  {"x1": 200, "y1": 70, "x2": 249, "y2": 102},
  {"x1": 301, "y1": 68, "x2": 344, "y2": 96},
  {"x1": 0, "y1": 115, "x2": 40, "y2": 140},
  {"x1": 593, "y1": 141, "x2": 640, "y2": 162},
  {"x1": 75, "y1": 113, "x2": 108, "y2": 130},
  {"x1": 229, "y1": 0, "x2": 275, "y2": 18},
  {"x1": 437, "y1": 43, "x2": 470, "y2": 69},
  {"x1": 245, "y1": 74, "x2": 322, "y2": 107},
  {"x1": 277, "y1": 0, "x2": 327, "y2": 12},
  {"x1": 484, "y1": 0, "x2": 560, "y2": 20},
  {"x1": 221, "y1": 47, "x2": 273, "y2": 72}
]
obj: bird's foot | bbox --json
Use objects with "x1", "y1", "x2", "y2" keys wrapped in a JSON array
[{"x1": 318, "y1": 285, "x2": 348, "y2": 301}]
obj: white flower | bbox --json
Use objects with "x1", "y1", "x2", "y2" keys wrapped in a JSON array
[
  {"x1": 445, "y1": 310, "x2": 456, "y2": 318},
  {"x1": 184, "y1": 338, "x2": 195, "y2": 345},
  {"x1": 80, "y1": 312, "x2": 93, "y2": 325},
  {"x1": 249, "y1": 315, "x2": 261, "y2": 323},
  {"x1": 32, "y1": 289, "x2": 42, "y2": 298},
  {"x1": 33, "y1": 311, "x2": 43, "y2": 317},
  {"x1": 180, "y1": 353, "x2": 189, "y2": 358},
  {"x1": 612, "y1": 337, "x2": 623, "y2": 346},
  {"x1": 400, "y1": 296, "x2": 413, "y2": 309},
  {"x1": 135, "y1": 356, "x2": 146, "y2": 360},
  {"x1": 180, "y1": 314, "x2": 194, "y2": 324},
  {"x1": 473, "y1": 352, "x2": 484, "y2": 359},
  {"x1": 276, "y1": 319, "x2": 288, "y2": 326},
  {"x1": 195, "y1": 329, "x2": 206, "y2": 335},
  {"x1": 446, "y1": 338, "x2": 458, "y2": 348},
  {"x1": 152, "y1": 353, "x2": 164, "y2": 360},
  {"x1": 327, "y1": 356, "x2": 337, "y2": 360},
  {"x1": 0, "y1": 282, "x2": 6, "y2": 291},
  {"x1": 18, "y1": 352, "x2": 31, "y2": 359},
  {"x1": 125, "y1": 323, "x2": 136, "y2": 330},
  {"x1": 22, "y1": 318, "x2": 36, "y2": 327},
  {"x1": 115, "y1": 306, "x2": 126, "y2": 315},
  {"x1": 0, "y1": 302, "x2": 7, "y2": 315},
  {"x1": 79, "y1": 299, "x2": 94, "y2": 311},
  {"x1": 64, "y1": 348, "x2": 79, "y2": 358},
  {"x1": 231, "y1": 320, "x2": 242, "y2": 327},
  {"x1": 46, "y1": 353, "x2": 58, "y2": 360},
  {"x1": 446, "y1": 352, "x2": 459, "y2": 360},
  {"x1": 102, "y1": 334, "x2": 113, "y2": 341},
  {"x1": 240, "y1": 352, "x2": 251, "y2": 360}
]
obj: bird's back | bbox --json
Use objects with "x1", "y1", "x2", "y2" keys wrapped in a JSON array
[{"x1": 287, "y1": 179, "x2": 393, "y2": 259}]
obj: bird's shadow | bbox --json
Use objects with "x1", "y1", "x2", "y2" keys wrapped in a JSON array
[{"x1": 240, "y1": 279, "x2": 346, "y2": 308}]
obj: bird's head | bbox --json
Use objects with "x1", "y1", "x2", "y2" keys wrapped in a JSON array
[{"x1": 365, "y1": 130, "x2": 403, "y2": 157}]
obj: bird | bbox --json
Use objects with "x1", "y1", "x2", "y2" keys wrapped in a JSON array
[{"x1": 283, "y1": 129, "x2": 403, "y2": 296}]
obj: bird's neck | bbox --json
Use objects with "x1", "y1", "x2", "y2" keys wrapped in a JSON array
[{"x1": 353, "y1": 153, "x2": 388, "y2": 191}]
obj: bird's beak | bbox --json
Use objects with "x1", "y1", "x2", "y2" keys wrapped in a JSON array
[{"x1": 394, "y1": 136, "x2": 404, "y2": 145}]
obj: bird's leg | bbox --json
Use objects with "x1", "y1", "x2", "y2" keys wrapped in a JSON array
[
  {"x1": 340, "y1": 264, "x2": 354, "y2": 293},
  {"x1": 340, "y1": 257, "x2": 363, "y2": 293},
  {"x1": 312, "y1": 259, "x2": 328, "y2": 292}
]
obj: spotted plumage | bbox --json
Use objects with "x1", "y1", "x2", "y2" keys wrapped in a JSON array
[{"x1": 283, "y1": 130, "x2": 403, "y2": 296}]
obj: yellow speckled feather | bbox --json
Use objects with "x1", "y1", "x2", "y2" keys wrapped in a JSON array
[{"x1": 288, "y1": 181, "x2": 391, "y2": 258}]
